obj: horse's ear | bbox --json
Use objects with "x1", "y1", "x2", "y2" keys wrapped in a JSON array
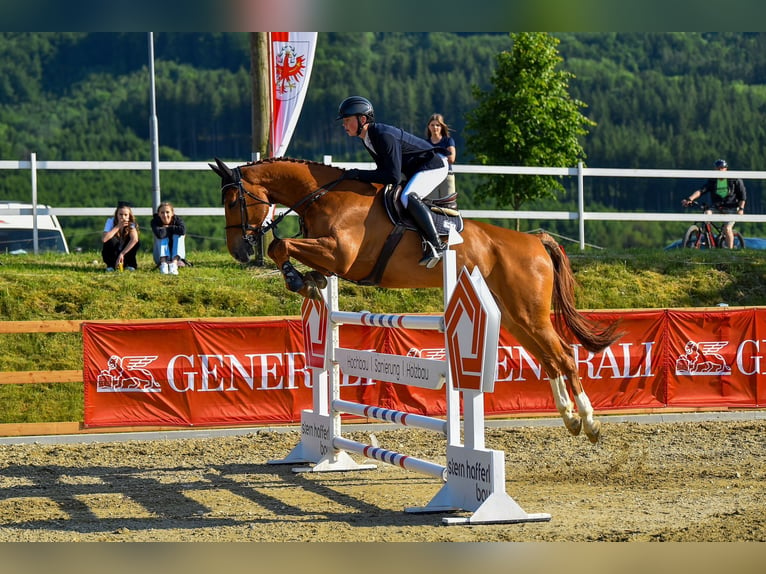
[
  {"x1": 208, "y1": 161, "x2": 223, "y2": 178},
  {"x1": 209, "y1": 157, "x2": 233, "y2": 179}
]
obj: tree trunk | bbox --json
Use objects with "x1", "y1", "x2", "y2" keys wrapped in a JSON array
[
  {"x1": 249, "y1": 33, "x2": 270, "y2": 265},
  {"x1": 250, "y1": 32, "x2": 270, "y2": 158}
]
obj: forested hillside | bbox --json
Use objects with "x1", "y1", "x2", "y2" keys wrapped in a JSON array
[{"x1": 2, "y1": 32, "x2": 766, "y2": 251}]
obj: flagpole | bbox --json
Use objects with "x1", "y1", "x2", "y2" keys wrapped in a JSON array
[{"x1": 267, "y1": 32, "x2": 274, "y2": 158}]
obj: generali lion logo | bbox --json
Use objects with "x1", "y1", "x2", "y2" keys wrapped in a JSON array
[
  {"x1": 273, "y1": 42, "x2": 308, "y2": 99},
  {"x1": 675, "y1": 340, "x2": 731, "y2": 376},
  {"x1": 96, "y1": 355, "x2": 161, "y2": 392},
  {"x1": 407, "y1": 348, "x2": 447, "y2": 360}
]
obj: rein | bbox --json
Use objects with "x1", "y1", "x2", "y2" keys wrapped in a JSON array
[{"x1": 222, "y1": 166, "x2": 345, "y2": 246}]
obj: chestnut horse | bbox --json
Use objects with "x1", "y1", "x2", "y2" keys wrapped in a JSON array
[{"x1": 210, "y1": 157, "x2": 619, "y2": 442}]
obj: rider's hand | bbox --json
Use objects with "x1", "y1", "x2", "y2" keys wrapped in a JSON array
[
  {"x1": 681, "y1": 198, "x2": 692, "y2": 207},
  {"x1": 343, "y1": 169, "x2": 360, "y2": 180}
]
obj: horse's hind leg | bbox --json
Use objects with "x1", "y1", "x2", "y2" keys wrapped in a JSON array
[
  {"x1": 501, "y1": 317, "x2": 600, "y2": 443},
  {"x1": 549, "y1": 371, "x2": 600, "y2": 443},
  {"x1": 549, "y1": 353, "x2": 600, "y2": 443},
  {"x1": 486, "y1": 240, "x2": 601, "y2": 442},
  {"x1": 548, "y1": 373, "x2": 583, "y2": 438}
]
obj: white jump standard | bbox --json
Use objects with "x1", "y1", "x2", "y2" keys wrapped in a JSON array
[{"x1": 270, "y1": 242, "x2": 550, "y2": 525}]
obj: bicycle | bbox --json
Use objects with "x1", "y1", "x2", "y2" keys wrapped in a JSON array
[{"x1": 682, "y1": 201, "x2": 745, "y2": 249}]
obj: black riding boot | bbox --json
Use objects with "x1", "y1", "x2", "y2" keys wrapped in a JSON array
[{"x1": 406, "y1": 195, "x2": 446, "y2": 268}]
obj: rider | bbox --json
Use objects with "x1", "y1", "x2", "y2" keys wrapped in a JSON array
[
  {"x1": 336, "y1": 96, "x2": 450, "y2": 268},
  {"x1": 681, "y1": 158, "x2": 746, "y2": 249}
]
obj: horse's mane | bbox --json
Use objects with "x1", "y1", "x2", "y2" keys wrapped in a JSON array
[
  {"x1": 244, "y1": 156, "x2": 344, "y2": 173},
  {"x1": 242, "y1": 156, "x2": 376, "y2": 195}
]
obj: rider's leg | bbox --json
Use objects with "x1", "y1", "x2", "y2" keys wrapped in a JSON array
[
  {"x1": 405, "y1": 193, "x2": 446, "y2": 267},
  {"x1": 401, "y1": 158, "x2": 449, "y2": 268},
  {"x1": 724, "y1": 221, "x2": 735, "y2": 248}
]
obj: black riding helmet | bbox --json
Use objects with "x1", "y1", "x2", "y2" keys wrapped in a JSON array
[
  {"x1": 715, "y1": 159, "x2": 728, "y2": 169},
  {"x1": 336, "y1": 96, "x2": 375, "y2": 135}
]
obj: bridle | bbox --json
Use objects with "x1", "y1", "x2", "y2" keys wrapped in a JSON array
[{"x1": 221, "y1": 165, "x2": 345, "y2": 246}]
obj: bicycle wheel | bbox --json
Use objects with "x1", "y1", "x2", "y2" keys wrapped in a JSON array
[
  {"x1": 715, "y1": 232, "x2": 746, "y2": 249},
  {"x1": 683, "y1": 225, "x2": 703, "y2": 248}
]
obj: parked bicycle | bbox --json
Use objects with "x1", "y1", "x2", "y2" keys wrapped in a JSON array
[{"x1": 682, "y1": 201, "x2": 745, "y2": 249}]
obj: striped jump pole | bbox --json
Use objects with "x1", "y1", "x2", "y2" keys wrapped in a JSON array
[
  {"x1": 331, "y1": 310, "x2": 444, "y2": 331},
  {"x1": 332, "y1": 436, "x2": 446, "y2": 480},
  {"x1": 332, "y1": 399, "x2": 448, "y2": 435}
]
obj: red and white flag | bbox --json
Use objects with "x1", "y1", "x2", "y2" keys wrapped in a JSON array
[{"x1": 269, "y1": 32, "x2": 318, "y2": 158}]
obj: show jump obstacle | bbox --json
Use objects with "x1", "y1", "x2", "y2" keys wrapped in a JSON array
[{"x1": 270, "y1": 233, "x2": 550, "y2": 526}]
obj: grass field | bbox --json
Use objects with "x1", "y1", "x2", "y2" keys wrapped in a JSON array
[{"x1": 1, "y1": 246, "x2": 764, "y2": 424}]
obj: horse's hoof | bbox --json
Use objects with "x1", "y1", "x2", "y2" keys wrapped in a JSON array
[
  {"x1": 306, "y1": 285, "x2": 323, "y2": 301},
  {"x1": 584, "y1": 420, "x2": 601, "y2": 444},
  {"x1": 563, "y1": 415, "x2": 582, "y2": 437},
  {"x1": 306, "y1": 271, "x2": 328, "y2": 290}
]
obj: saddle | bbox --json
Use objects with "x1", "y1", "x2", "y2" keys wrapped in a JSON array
[
  {"x1": 357, "y1": 184, "x2": 464, "y2": 286},
  {"x1": 382, "y1": 184, "x2": 464, "y2": 235}
]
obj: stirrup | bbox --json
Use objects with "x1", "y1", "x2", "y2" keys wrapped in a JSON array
[{"x1": 418, "y1": 242, "x2": 446, "y2": 268}]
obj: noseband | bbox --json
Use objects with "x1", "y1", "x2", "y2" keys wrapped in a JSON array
[
  {"x1": 221, "y1": 166, "x2": 344, "y2": 246},
  {"x1": 221, "y1": 167, "x2": 272, "y2": 246}
]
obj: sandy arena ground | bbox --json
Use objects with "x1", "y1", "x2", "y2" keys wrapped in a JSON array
[{"x1": 0, "y1": 416, "x2": 763, "y2": 542}]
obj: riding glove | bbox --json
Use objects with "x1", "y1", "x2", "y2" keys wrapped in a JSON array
[{"x1": 343, "y1": 169, "x2": 361, "y2": 180}]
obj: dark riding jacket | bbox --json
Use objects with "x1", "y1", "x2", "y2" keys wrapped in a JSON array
[
  {"x1": 351, "y1": 122, "x2": 448, "y2": 185},
  {"x1": 151, "y1": 213, "x2": 186, "y2": 252},
  {"x1": 697, "y1": 178, "x2": 747, "y2": 209}
]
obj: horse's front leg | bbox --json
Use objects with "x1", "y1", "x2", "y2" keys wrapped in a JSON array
[{"x1": 268, "y1": 235, "x2": 352, "y2": 299}]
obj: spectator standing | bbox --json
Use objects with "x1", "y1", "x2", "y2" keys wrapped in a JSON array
[{"x1": 424, "y1": 113, "x2": 457, "y2": 200}]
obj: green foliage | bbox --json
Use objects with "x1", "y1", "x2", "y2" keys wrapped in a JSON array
[
  {"x1": 465, "y1": 33, "x2": 594, "y2": 211},
  {"x1": 4, "y1": 33, "x2": 766, "y2": 249}
]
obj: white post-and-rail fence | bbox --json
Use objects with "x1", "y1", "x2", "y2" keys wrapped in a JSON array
[
  {"x1": 4, "y1": 153, "x2": 766, "y2": 252},
  {"x1": 270, "y1": 233, "x2": 551, "y2": 526}
]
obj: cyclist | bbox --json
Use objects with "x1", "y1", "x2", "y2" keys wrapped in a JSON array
[{"x1": 682, "y1": 159, "x2": 746, "y2": 249}]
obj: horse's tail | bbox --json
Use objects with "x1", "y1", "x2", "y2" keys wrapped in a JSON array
[{"x1": 538, "y1": 233, "x2": 621, "y2": 353}]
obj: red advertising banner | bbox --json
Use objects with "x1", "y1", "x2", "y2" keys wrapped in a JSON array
[
  {"x1": 666, "y1": 309, "x2": 758, "y2": 406},
  {"x1": 83, "y1": 309, "x2": 764, "y2": 428}
]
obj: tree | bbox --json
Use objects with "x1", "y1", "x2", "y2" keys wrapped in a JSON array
[
  {"x1": 465, "y1": 32, "x2": 595, "y2": 214},
  {"x1": 250, "y1": 32, "x2": 269, "y2": 159}
]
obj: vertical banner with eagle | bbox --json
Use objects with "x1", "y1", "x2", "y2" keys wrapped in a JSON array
[{"x1": 270, "y1": 32, "x2": 318, "y2": 158}]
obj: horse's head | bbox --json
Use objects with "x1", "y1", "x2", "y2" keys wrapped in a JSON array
[{"x1": 209, "y1": 157, "x2": 272, "y2": 263}]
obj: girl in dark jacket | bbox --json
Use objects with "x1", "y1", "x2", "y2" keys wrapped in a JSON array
[{"x1": 151, "y1": 201, "x2": 186, "y2": 275}]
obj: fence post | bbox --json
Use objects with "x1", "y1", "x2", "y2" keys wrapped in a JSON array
[
  {"x1": 31, "y1": 152, "x2": 39, "y2": 255},
  {"x1": 577, "y1": 161, "x2": 585, "y2": 251}
]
